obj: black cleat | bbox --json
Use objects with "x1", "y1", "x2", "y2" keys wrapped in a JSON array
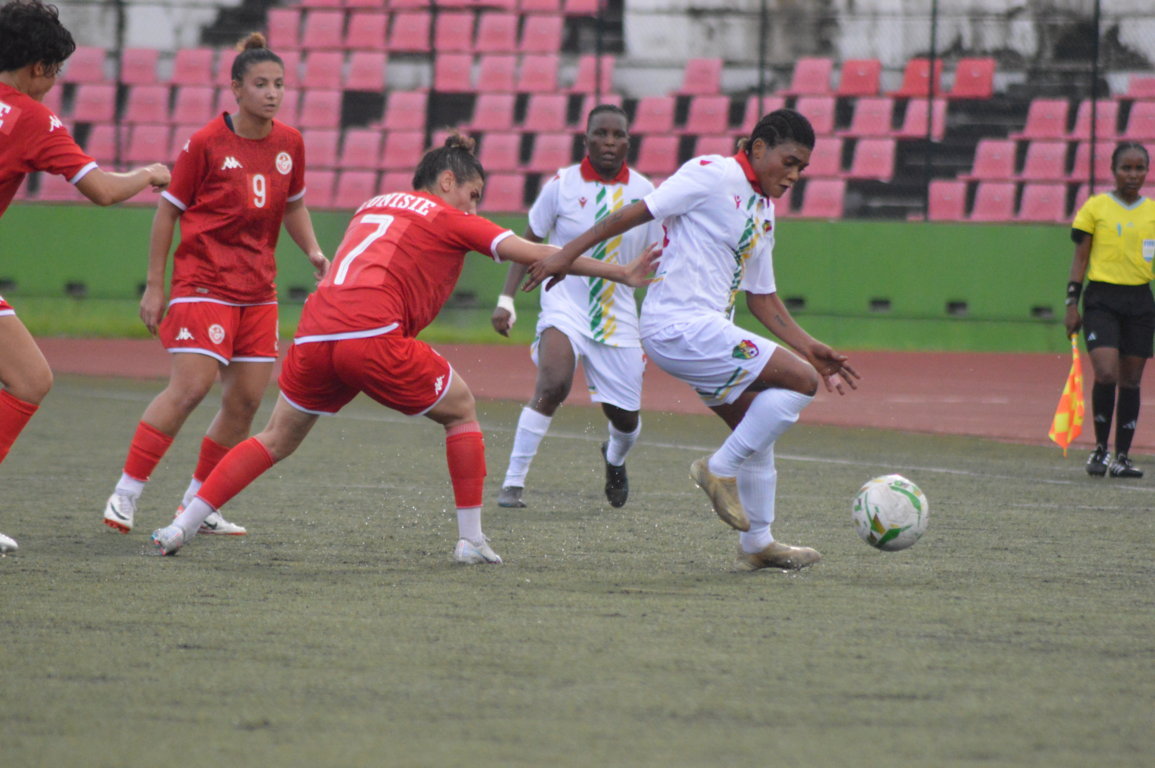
[
  {"x1": 1108, "y1": 453, "x2": 1143, "y2": 479},
  {"x1": 601, "y1": 442, "x2": 629, "y2": 508},
  {"x1": 1086, "y1": 446, "x2": 1110, "y2": 477}
]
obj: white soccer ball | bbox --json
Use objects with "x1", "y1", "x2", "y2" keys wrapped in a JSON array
[{"x1": 851, "y1": 474, "x2": 929, "y2": 551}]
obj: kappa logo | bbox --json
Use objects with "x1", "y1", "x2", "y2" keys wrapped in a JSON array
[
  {"x1": 175, "y1": 327, "x2": 194, "y2": 341},
  {"x1": 221, "y1": 156, "x2": 243, "y2": 170},
  {"x1": 208, "y1": 324, "x2": 226, "y2": 345},
  {"x1": 48, "y1": 115, "x2": 63, "y2": 133},
  {"x1": 434, "y1": 375, "x2": 445, "y2": 395},
  {"x1": 731, "y1": 339, "x2": 760, "y2": 360}
]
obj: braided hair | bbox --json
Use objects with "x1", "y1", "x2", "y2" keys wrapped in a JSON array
[
  {"x1": 738, "y1": 108, "x2": 816, "y2": 155},
  {"x1": 230, "y1": 32, "x2": 282, "y2": 83},
  {"x1": 412, "y1": 133, "x2": 485, "y2": 191},
  {"x1": 1112, "y1": 141, "x2": 1150, "y2": 170}
]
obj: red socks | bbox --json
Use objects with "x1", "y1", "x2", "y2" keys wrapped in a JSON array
[
  {"x1": 122, "y1": 421, "x2": 174, "y2": 482},
  {"x1": 445, "y1": 422, "x2": 486, "y2": 509},
  {"x1": 196, "y1": 437, "x2": 275, "y2": 510},
  {"x1": 0, "y1": 390, "x2": 38, "y2": 465},
  {"x1": 194, "y1": 436, "x2": 231, "y2": 482}
]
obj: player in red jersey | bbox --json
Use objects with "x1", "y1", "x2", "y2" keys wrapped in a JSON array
[
  {"x1": 148, "y1": 134, "x2": 657, "y2": 562},
  {"x1": 101, "y1": 33, "x2": 328, "y2": 539},
  {"x1": 0, "y1": 0, "x2": 170, "y2": 554}
]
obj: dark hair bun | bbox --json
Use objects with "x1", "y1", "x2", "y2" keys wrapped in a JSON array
[
  {"x1": 237, "y1": 32, "x2": 267, "y2": 52},
  {"x1": 444, "y1": 133, "x2": 477, "y2": 154}
]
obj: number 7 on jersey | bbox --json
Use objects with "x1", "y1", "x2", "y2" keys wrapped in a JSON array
[{"x1": 332, "y1": 214, "x2": 395, "y2": 286}]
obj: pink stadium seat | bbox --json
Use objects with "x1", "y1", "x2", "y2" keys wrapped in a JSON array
[
  {"x1": 842, "y1": 138, "x2": 895, "y2": 181},
  {"x1": 520, "y1": 93, "x2": 570, "y2": 132},
  {"x1": 520, "y1": 0, "x2": 562, "y2": 12},
  {"x1": 339, "y1": 128, "x2": 384, "y2": 170},
  {"x1": 1018, "y1": 183, "x2": 1068, "y2": 222},
  {"x1": 568, "y1": 55, "x2": 615, "y2": 95},
  {"x1": 333, "y1": 170, "x2": 379, "y2": 210},
  {"x1": 344, "y1": 12, "x2": 388, "y2": 51},
  {"x1": 298, "y1": 0, "x2": 344, "y2": 10},
  {"x1": 62, "y1": 46, "x2": 107, "y2": 84},
  {"x1": 390, "y1": 0, "x2": 432, "y2": 8},
  {"x1": 170, "y1": 48, "x2": 215, "y2": 86},
  {"x1": 302, "y1": 128, "x2": 340, "y2": 169},
  {"x1": 345, "y1": 52, "x2": 387, "y2": 92},
  {"x1": 927, "y1": 179, "x2": 967, "y2": 221},
  {"x1": 516, "y1": 54, "x2": 560, "y2": 93},
  {"x1": 475, "y1": 12, "x2": 518, "y2": 54},
  {"x1": 631, "y1": 95, "x2": 676, "y2": 134},
  {"x1": 1067, "y1": 141, "x2": 1115, "y2": 182},
  {"x1": 837, "y1": 97, "x2": 894, "y2": 137},
  {"x1": 634, "y1": 135, "x2": 681, "y2": 176},
  {"x1": 435, "y1": 12, "x2": 476, "y2": 54},
  {"x1": 119, "y1": 48, "x2": 159, "y2": 85},
  {"x1": 892, "y1": 97, "x2": 947, "y2": 140},
  {"x1": 306, "y1": 168, "x2": 337, "y2": 209},
  {"x1": 478, "y1": 132, "x2": 522, "y2": 171},
  {"x1": 296, "y1": 90, "x2": 342, "y2": 129},
  {"x1": 890, "y1": 58, "x2": 943, "y2": 98},
  {"x1": 1067, "y1": 99, "x2": 1120, "y2": 140},
  {"x1": 695, "y1": 134, "x2": 739, "y2": 157},
  {"x1": 388, "y1": 12, "x2": 433, "y2": 54},
  {"x1": 1122, "y1": 75, "x2": 1155, "y2": 101},
  {"x1": 266, "y1": 8, "x2": 301, "y2": 51},
  {"x1": 381, "y1": 130, "x2": 426, "y2": 171},
  {"x1": 379, "y1": 171, "x2": 414, "y2": 194},
  {"x1": 383, "y1": 91, "x2": 427, "y2": 131},
  {"x1": 70, "y1": 84, "x2": 117, "y2": 123},
  {"x1": 578, "y1": 93, "x2": 623, "y2": 122},
  {"x1": 563, "y1": 0, "x2": 600, "y2": 16},
  {"x1": 780, "y1": 57, "x2": 833, "y2": 96},
  {"x1": 37, "y1": 171, "x2": 86, "y2": 202},
  {"x1": 524, "y1": 133, "x2": 575, "y2": 173},
  {"x1": 171, "y1": 86, "x2": 216, "y2": 125},
  {"x1": 483, "y1": 172, "x2": 527, "y2": 212},
  {"x1": 793, "y1": 95, "x2": 835, "y2": 135},
  {"x1": 1017, "y1": 140, "x2": 1068, "y2": 182},
  {"x1": 675, "y1": 58, "x2": 723, "y2": 96},
  {"x1": 679, "y1": 95, "x2": 731, "y2": 135},
  {"x1": 1123, "y1": 101, "x2": 1155, "y2": 140},
  {"x1": 468, "y1": 92, "x2": 517, "y2": 132},
  {"x1": 836, "y1": 59, "x2": 882, "y2": 97},
  {"x1": 475, "y1": 0, "x2": 518, "y2": 10},
  {"x1": 40, "y1": 86, "x2": 62, "y2": 117},
  {"x1": 301, "y1": 10, "x2": 345, "y2": 50},
  {"x1": 742, "y1": 95, "x2": 787, "y2": 128},
  {"x1": 82, "y1": 124, "x2": 118, "y2": 164},
  {"x1": 169, "y1": 124, "x2": 199, "y2": 157},
  {"x1": 122, "y1": 124, "x2": 171, "y2": 165},
  {"x1": 948, "y1": 58, "x2": 995, "y2": 100},
  {"x1": 960, "y1": 139, "x2": 1016, "y2": 182},
  {"x1": 435, "y1": 53, "x2": 475, "y2": 92},
  {"x1": 798, "y1": 179, "x2": 845, "y2": 218},
  {"x1": 1010, "y1": 98, "x2": 1070, "y2": 141},
  {"x1": 803, "y1": 136, "x2": 843, "y2": 178},
  {"x1": 476, "y1": 55, "x2": 516, "y2": 92},
  {"x1": 969, "y1": 181, "x2": 1015, "y2": 222},
  {"x1": 302, "y1": 51, "x2": 344, "y2": 90},
  {"x1": 123, "y1": 85, "x2": 170, "y2": 125},
  {"x1": 519, "y1": 15, "x2": 563, "y2": 54}
]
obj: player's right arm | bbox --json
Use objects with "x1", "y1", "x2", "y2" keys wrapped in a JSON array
[
  {"x1": 75, "y1": 163, "x2": 171, "y2": 207},
  {"x1": 139, "y1": 199, "x2": 181, "y2": 335},
  {"x1": 490, "y1": 228, "x2": 540, "y2": 337},
  {"x1": 523, "y1": 200, "x2": 655, "y2": 291}
]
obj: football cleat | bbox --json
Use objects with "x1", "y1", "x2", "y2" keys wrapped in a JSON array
[
  {"x1": 0, "y1": 532, "x2": 18, "y2": 554},
  {"x1": 1108, "y1": 453, "x2": 1143, "y2": 479},
  {"x1": 601, "y1": 442, "x2": 629, "y2": 508},
  {"x1": 198, "y1": 511, "x2": 247, "y2": 536},
  {"x1": 737, "y1": 541, "x2": 822, "y2": 571},
  {"x1": 1086, "y1": 446, "x2": 1110, "y2": 477},
  {"x1": 150, "y1": 524, "x2": 186, "y2": 556},
  {"x1": 453, "y1": 537, "x2": 503, "y2": 564},
  {"x1": 689, "y1": 457, "x2": 750, "y2": 531},
  {"x1": 496, "y1": 485, "x2": 526, "y2": 508},
  {"x1": 103, "y1": 492, "x2": 137, "y2": 533}
]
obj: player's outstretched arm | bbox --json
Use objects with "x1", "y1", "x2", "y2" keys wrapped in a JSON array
[
  {"x1": 491, "y1": 229, "x2": 540, "y2": 337},
  {"x1": 283, "y1": 198, "x2": 330, "y2": 281},
  {"x1": 498, "y1": 236, "x2": 659, "y2": 290},
  {"x1": 75, "y1": 164, "x2": 171, "y2": 207},
  {"x1": 747, "y1": 291, "x2": 860, "y2": 395},
  {"x1": 523, "y1": 200, "x2": 654, "y2": 291},
  {"x1": 139, "y1": 200, "x2": 181, "y2": 336}
]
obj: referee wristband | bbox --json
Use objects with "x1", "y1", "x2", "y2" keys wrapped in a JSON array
[
  {"x1": 1065, "y1": 281, "x2": 1082, "y2": 307},
  {"x1": 496, "y1": 294, "x2": 516, "y2": 324}
]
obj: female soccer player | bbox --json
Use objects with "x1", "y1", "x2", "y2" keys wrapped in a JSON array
[
  {"x1": 526, "y1": 108, "x2": 859, "y2": 571},
  {"x1": 148, "y1": 135, "x2": 658, "y2": 562},
  {"x1": 1065, "y1": 141, "x2": 1153, "y2": 478},
  {"x1": 490, "y1": 104, "x2": 661, "y2": 510},
  {"x1": 102, "y1": 33, "x2": 328, "y2": 537},
  {"x1": 0, "y1": 0, "x2": 170, "y2": 553}
]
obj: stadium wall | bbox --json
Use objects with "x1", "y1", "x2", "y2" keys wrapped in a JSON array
[{"x1": 0, "y1": 205, "x2": 1070, "y2": 353}]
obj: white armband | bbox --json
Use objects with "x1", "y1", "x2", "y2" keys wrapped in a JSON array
[{"x1": 496, "y1": 294, "x2": 516, "y2": 324}]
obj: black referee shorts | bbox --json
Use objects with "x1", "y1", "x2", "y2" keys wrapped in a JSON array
[{"x1": 1082, "y1": 280, "x2": 1155, "y2": 358}]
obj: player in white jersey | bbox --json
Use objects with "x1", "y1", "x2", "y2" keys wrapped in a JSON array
[
  {"x1": 526, "y1": 109, "x2": 860, "y2": 571},
  {"x1": 491, "y1": 105, "x2": 661, "y2": 509}
]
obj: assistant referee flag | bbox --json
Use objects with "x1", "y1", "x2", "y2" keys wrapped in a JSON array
[{"x1": 1048, "y1": 334, "x2": 1085, "y2": 456}]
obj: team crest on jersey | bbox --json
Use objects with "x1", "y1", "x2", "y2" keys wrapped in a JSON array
[
  {"x1": 221, "y1": 156, "x2": 243, "y2": 170},
  {"x1": 579, "y1": 196, "x2": 588, "y2": 208},
  {"x1": 208, "y1": 324, "x2": 226, "y2": 345},
  {"x1": 276, "y1": 152, "x2": 292, "y2": 175},
  {"x1": 734, "y1": 196, "x2": 742, "y2": 209},
  {"x1": 731, "y1": 340, "x2": 760, "y2": 360}
]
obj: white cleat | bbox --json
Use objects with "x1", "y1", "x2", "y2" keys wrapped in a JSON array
[
  {"x1": 454, "y1": 537, "x2": 503, "y2": 564},
  {"x1": 150, "y1": 524, "x2": 186, "y2": 556},
  {"x1": 103, "y1": 492, "x2": 137, "y2": 533},
  {"x1": 0, "y1": 532, "x2": 18, "y2": 554},
  {"x1": 198, "y1": 511, "x2": 247, "y2": 536}
]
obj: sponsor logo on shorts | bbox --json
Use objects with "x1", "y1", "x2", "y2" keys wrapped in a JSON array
[
  {"x1": 221, "y1": 156, "x2": 243, "y2": 170},
  {"x1": 276, "y1": 152, "x2": 292, "y2": 175},
  {"x1": 731, "y1": 340, "x2": 760, "y2": 360},
  {"x1": 175, "y1": 327, "x2": 194, "y2": 341},
  {"x1": 208, "y1": 324, "x2": 226, "y2": 345}
]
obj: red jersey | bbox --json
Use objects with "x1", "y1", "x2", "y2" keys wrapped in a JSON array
[
  {"x1": 296, "y1": 190, "x2": 513, "y2": 340},
  {"x1": 163, "y1": 114, "x2": 306, "y2": 304},
  {"x1": 0, "y1": 83, "x2": 96, "y2": 217}
]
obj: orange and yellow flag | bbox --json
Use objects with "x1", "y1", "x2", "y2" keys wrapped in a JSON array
[{"x1": 1048, "y1": 334, "x2": 1085, "y2": 456}]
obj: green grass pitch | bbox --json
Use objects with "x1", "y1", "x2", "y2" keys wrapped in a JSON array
[{"x1": 1, "y1": 375, "x2": 1152, "y2": 766}]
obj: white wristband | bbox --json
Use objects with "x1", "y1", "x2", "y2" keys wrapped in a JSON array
[{"x1": 496, "y1": 294, "x2": 516, "y2": 324}]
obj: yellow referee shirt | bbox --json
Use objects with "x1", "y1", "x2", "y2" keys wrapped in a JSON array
[{"x1": 1072, "y1": 193, "x2": 1155, "y2": 285}]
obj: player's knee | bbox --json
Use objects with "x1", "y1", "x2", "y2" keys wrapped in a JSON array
[
  {"x1": 10, "y1": 366, "x2": 53, "y2": 404},
  {"x1": 534, "y1": 378, "x2": 571, "y2": 409}
]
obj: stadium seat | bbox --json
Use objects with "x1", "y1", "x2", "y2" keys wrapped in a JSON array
[
  {"x1": 797, "y1": 178, "x2": 845, "y2": 218},
  {"x1": 296, "y1": 90, "x2": 342, "y2": 129},
  {"x1": 960, "y1": 138, "x2": 1016, "y2": 181},
  {"x1": 345, "y1": 52, "x2": 387, "y2": 92},
  {"x1": 266, "y1": 8, "x2": 301, "y2": 51},
  {"x1": 435, "y1": 12, "x2": 476, "y2": 54},
  {"x1": 478, "y1": 132, "x2": 522, "y2": 171},
  {"x1": 679, "y1": 95, "x2": 731, "y2": 136},
  {"x1": 926, "y1": 179, "x2": 967, "y2": 221},
  {"x1": 383, "y1": 91, "x2": 427, "y2": 131},
  {"x1": 1017, "y1": 140, "x2": 1069, "y2": 182},
  {"x1": 379, "y1": 171, "x2": 414, "y2": 194},
  {"x1": 388, "y1": 12, "x2": 433, "y2": 54},
  {"x1": 301, "y1": 10, "x2": 345, "y2": 50},
  {"x1": 520, "y1": 0, "x2": 562, "y2": 12},
  {"x1": 578, "y1": 93, "x2": 623, "y2": 122},
  {"x1": 634, "y1": 135, "x2": 681, "y2": 176},
  {"x1": 1018, "y1": 183, "x2": 1068, "y2": 222},
  {"x1": 837, "y1": 97, "x2": 894, "y2": 137},
  {"x1": 119, "y1": 48, "x2": 159, "y2": 85},
  {"x1": 475, "y1": 0, "x2": 519, "y2": 11},
  {"x1": 1067, "y1": 141, "x2": 1115, "y2": 182},
  {"x1": 305, "y1": 169, "x2": 336, "y2": 209},
  {"x1": 171, "y1": 86, "x2": 216, "y2": 125},
  {"x1": 302, "y1": 51, "x2": 344, "y2": 90},
  {"x1": 968, "y1": 181, "x2": 1015, "y2": 222},
  {"x1": 475, "y1": 55, "x2": 516, "y2": 92},
  {"x1": 339, "y1": 128, "x2": 384, "y2": 171},
  {"x1": 435, "y1": 53, "x2": 475, "y2": 92},
  {"x1": 467, "y1": 93, "x2": 518, "y2": 132},
  {"x1": 694, "y1": 133, "x2": 739, "y2": 157},
  {"x1": 169, "y1": 48, "x2": 215, "y2": 86},
  {"x1": 1067, "y1": 99, "x2": 1120, "y2": 140},
  {"x1": 302, "y1": 128, "x2": 340, "y2": 169},
  {"x1": 482, "y1": 172, "x2": 527, "y2": 212},
  {"x1": 62, "y1": 46, "x2": 107, "y2": 84},
  {"x1": 70, "y1": 84, "x2": 117, "y2": 124},
  {"x1": 842, "y1": 138, "x2": 895, "y2": 181},
  {"x1": 891, "y1": 97, "x2": 947, "y2": 140},
  {"x1": 947, "y1": 58, "x2": 995, "y2": 100},
  {"x1": 890, "y1": 57, "x2": 943, "y2": 98},
  {"x1": 793, "y1": 95, "x2": 836, "y2": 135},
  {"x1": 37, "y1": 171, "x2": 87, "y2": 202},
  {"x1": 344, "y1": 11, "x2": 388, "y2": 51},
  {"x1": 521, "y1": 93, "x2": 570, "y2": 133},
  {"x1": 742, "y1": 95, "x2": 787, "y2": 128},
  {"x1": 568, "y1": 55, "x2": 615, "y2": 95},
  {"x1": 169, "y1": 124, "x2": 199, "y2": 157},
  {"x1": 332, "y1": 170, "x2": 379, "y2": 210},
  {"x1": 519, "y1": 15, "x2": 563, "y2": 54},
  {"x1": 475, "y1": 12, "x2": 519, "y2": 54},
  {"x1": 40, "y1": 86, "x2": 62, "y2": 117},
  {"x1": 803, "y1": 136, "x2": 843, "y2": 178},
  {"x1": 82, "y1": 124, "x2": 118, "y2": 164},
  {"x1": 1010, "y1": 98, "x2": 1070, "y2": 141},
  {"x1": 516, "y1": 54, "x2": 560, "y2": 93},
  {"x1": 1122, "y1": 75, "x2": 1155, "y2": 101},
  {"x1": 563, "y1": 0, "x2": 600, "y2": 15},
  {"x1": 1122, "y1": 101, "x2": 1155, "y2": 140},
  {"x1": 381, "y1": 130, "x2": 426, "y2": 170},
  {"x1": 390, "y1": 0, "x2": 432, "y2": 8},
  {"x1": 675, "y1": 58, "x2": 723, "y2": 96},
  {"x1": 524, "y1": 133, "x2": 575, "y2": 173},
  {"x1": 122, "y1": 85, "x2": 171, "y2": 125},
  {"x1": 122, "y1": 124, "x2": 171, "y2": 165},
  {"x1": 631, "y1": 95, "x2": 676, "y2": 135},
  {"x1": 836, "y1": 59, "x2": 882, "y2": 97},
  {"x1": 779, "y1": 57, "x2": 833, "y2": 96}
]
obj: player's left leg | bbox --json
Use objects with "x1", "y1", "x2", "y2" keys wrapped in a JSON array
[
  {"x1": 1110, "y1": 354, "x2": 1148, "y2": 478},
  {"x1": 0, "y1": 314, "x2": 52, "y2": 466},
  {"x1": 585, "y1": 342, "x2": 644, "y2": 508}
]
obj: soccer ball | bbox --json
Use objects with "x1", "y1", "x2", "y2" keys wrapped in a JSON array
[{"x1": 851, "y1": 474, "x2": 929, "y2": 551}]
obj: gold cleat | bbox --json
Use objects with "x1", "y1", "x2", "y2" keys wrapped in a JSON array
[
  {"x1": 737, "y1": 541, "x2": 822, "y2": 571},
  {"x1": 689, "y1": 457, "x2": 750, "y2": 531}
]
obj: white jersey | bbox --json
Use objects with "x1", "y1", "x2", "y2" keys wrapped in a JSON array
[
  {"x1": 639, "y1": 153, "x2": 777, "y2": 338},
  {"x1": 528, "y1": 158, "x2": 660, "y2": 347}
]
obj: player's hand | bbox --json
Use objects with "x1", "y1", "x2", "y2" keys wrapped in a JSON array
[
  {"x1": 807, "y1": 343, "x2": 860, "y2": 395},
  {"x1": 1064, "y1": 305, "x2": 1082, "y2": 337},
  {"x1": 491, "y1": 307, "x2": 513, "y2": 337},
  {"x1": 524, "y1": 249, "x2": 574, "y2": 292},
  {"x1": 139, "y1": 285, "x2": 166, "y2": 336},
  {"x1": 146, "y1": 163, "x2": 171, "y2": 191},
  {"x1": 308, "y1": 252, "x2": 330, "y2": 282},
  {"x1": 622, "y1": 243, "x2": 662, "y2": 288}
]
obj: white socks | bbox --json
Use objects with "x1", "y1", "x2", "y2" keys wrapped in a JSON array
[
  {"x1": 115, "y1": 472, "x2": 145, "y2": 498},
  {"x1": 180, "y1": 478, "x2": 203, "y2": 509},
  {"x1": 456, "y1": 507, "x2": 483, "y2": 542},
  {"x1": 173, "y1": 497, "x2": 214, "y2": 538},
  {"x1": 604, "y1": 419, "x2": 640, "y2": 466},
  {"x1": 708, "y1": 388, "x2": 813, "y2": 477},
  {"x1": 738, "y1": 446, "x2": 777, "y2": 553},
  {"x1": 502, "y1": 407, "x2": 553, "y2": 487}
]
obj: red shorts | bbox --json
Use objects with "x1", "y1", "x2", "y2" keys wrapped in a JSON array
[
  {"x1": 0, "y1": 296, "x2": 13, "y2": 316},
  {"x1": 279, "y1": 334, "x2": 453, "y2": 416},
  {"x1": 159, "y1": 300, "x2": 279, "y2": 364}
]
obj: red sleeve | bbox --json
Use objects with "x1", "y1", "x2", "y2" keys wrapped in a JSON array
[
  {"x1": 21, "y1": 104, "x2": 95, "y2": 181},
  {"x1": 289, "y1": 134, "x2": 306, "y2": 201},
  {"x1": 443, "y1": 208, "x2": 512, "y2": 259},
  {"x1": 162, "y1": 131, "x2": 206, "y2": 211}
]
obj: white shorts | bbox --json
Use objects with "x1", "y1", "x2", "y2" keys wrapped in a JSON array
[
  {"x1": 643, "y1": 314, "x2": 779, "y2": 407},
  {"x1": 532, "y1": 322, "x2": 645, "y2": 412}
]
